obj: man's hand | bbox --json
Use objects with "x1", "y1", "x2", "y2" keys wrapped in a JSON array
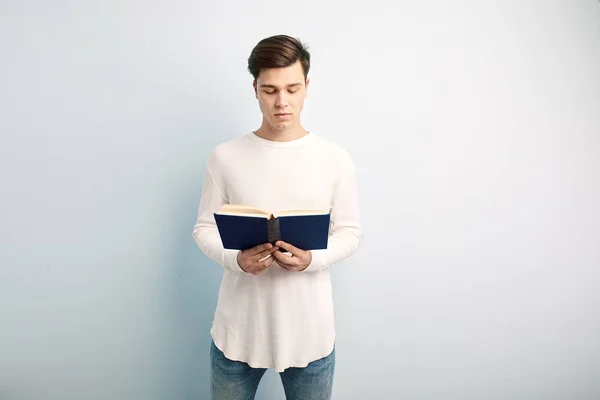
[
  {"x1": 237, "y1": 243, "x2": 279, "y2": 275},
  {"x1": 272, "y1": 241, "x2": 312, "y2": 272}
]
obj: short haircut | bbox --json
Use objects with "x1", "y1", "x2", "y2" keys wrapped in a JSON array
[{"x1": 247, "y1": 35, "x2": 311, "y2": 81}]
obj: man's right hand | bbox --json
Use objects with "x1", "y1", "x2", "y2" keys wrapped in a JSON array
[{"x1": 237, "y1": 243, "x2": 279, "y2": 275}]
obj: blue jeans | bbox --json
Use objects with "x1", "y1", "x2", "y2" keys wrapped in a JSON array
[{"x1": 210, "y1": 340, "x2": 335, "y2": 400}]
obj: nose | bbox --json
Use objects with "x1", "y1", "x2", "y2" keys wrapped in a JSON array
[{"x1": 275, "y1": 92, "x2": 288, "y2": 108}]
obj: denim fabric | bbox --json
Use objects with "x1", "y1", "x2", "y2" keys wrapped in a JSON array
[{"x1": 210, "y1": 340, "x2": 335, "y2": 400}]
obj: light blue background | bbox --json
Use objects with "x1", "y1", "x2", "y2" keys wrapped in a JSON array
[{"x1": 1, "y1": 1, "x2": 600, "y2": 399}]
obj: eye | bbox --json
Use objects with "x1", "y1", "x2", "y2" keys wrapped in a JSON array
[
  {"x1": 264, "y1": 90, "x2": 276, "y2": 95},
  {"x1": 288, "y1": 89, "x2": 298, "y2": 94}
]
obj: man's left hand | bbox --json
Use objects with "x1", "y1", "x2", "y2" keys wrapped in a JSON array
[{"x1": 272, "y1": 241, "x2": 312, "y2": 272}]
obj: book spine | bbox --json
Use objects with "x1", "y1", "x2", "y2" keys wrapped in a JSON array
[{"x1": 266, "y1": 218, "x2": 281, "y2": 245}]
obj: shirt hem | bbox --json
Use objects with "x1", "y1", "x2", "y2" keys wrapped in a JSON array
[{"x1": 210, "y1": 328, "x2": 335, "y2": 373}]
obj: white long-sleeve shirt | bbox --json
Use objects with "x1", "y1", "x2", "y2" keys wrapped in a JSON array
[{"x1": 192, "y1": 131, "x2": 363, "y2": 372}]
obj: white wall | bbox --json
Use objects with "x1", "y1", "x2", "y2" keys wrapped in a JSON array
[{"x1": 1, "y1": 1, "x2": 599, "y2": 399}]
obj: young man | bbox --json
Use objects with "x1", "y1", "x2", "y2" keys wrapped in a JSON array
[{"x1": 192, "y1": 34, "x2": 363, "y2": 400}]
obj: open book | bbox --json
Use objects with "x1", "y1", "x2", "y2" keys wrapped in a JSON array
[{"x1": 214, "y1": 204, "x2": 331, "y2": 251}]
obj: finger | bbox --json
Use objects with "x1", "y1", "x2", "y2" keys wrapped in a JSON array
[
  {"x1": 257, "y1": 253, "x2": 271, "y2": 263},
  {"x1": 280, "y1": 263, "x2": 301, "y2": 271},
  {"x1": 277, "y1": 249, "x2": 293, "y2": 257},
  {"x1": 246, "y1": 243, "x2": 273, "y2": 256},
  {"x1": 273, "y1": 250, "x2": 297, "y2": 265},
  {"x1": 252, "y1": 247, "x2": 279, "y2": 263},
  {"x1": 253, "y1": 258, "x2": 274, "y2": 274},
  {"x1": 273, "y1": 251, "x2": 299, "y2": 266},
  {"x1": 250, "y1": 263, "x2": 266, "y2": 275},
  {"x1": 264, "y1": 257, "x2": 275, "y2": 268},
  {"x1": 258, "y1": 253, "x2": 276, "y2": 268},
  {"x1": 275, "y1": 241, "x2": 301, "y2": 257}
]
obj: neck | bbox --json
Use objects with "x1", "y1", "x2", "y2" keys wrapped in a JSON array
[{"x1": 254, "y1": 121, "x2": 308, "y2": 142}]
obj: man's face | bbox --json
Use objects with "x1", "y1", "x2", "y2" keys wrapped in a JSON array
[{"x1": 253, "y1": 60, "x2": 309, "y2": 132}]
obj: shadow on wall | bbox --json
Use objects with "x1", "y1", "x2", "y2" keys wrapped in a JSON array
[{"x1": 157, "y1": 147, "x2": 224, "y2": 399}]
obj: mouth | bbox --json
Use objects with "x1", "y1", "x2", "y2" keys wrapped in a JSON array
[{"x1": 275, "y1": 113, "x2": 291, "y2": 118}]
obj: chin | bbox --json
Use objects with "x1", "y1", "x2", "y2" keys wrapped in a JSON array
[{"x1": 271, "y1": 122, "x2": 288, "y2": 130}]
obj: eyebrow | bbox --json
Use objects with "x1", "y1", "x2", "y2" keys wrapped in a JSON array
[{"x1": 259, "y1": 83, "x2": 303, "y2": 89}]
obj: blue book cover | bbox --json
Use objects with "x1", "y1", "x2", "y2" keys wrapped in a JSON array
[{"x1": 214, "y1": 205, "x2": 330, "y2": 251}]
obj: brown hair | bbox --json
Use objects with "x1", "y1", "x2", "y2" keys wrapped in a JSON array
[{"x1": 247, "y1": 35, "x2": 311, "y2": 81}]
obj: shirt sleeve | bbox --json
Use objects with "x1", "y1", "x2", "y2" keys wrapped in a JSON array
[
  {"x1": 192, "y1": 165, "x2": 243, "y2": 272},
  {"x1": 303, "y1": 164, "x2": 364, "y2": 272}
]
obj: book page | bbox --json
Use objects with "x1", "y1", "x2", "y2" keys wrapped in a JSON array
[
  {"x1": 216, "y1": 204, "x2": 271, "y2": 217},
  {"x1": 276, "y1": 209, "x2": 329, "y2": 217}
]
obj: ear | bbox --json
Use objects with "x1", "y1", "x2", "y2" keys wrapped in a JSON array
[
  {"x1": 253, "y1": 80, "x2": 258, "y2": 98},
  {"x1": 305, "y1": 78, "x2": 310, "y2": 97}
]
